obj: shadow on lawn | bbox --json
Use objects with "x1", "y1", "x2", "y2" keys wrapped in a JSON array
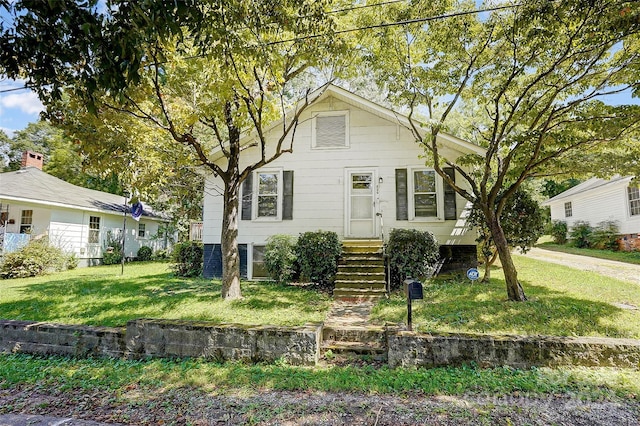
[
  {"x1": 0, "y1": 271, "x2": 328, "y2": 327},
  {"x1": 372, "y1": 277, "x2": 633, "y2": 338}
]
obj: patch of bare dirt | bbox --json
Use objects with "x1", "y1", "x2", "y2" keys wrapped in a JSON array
[{"x1": 1, "y1": 385, "x2": 638, "y2": 425}]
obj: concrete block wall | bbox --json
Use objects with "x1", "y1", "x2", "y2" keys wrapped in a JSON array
[
  {"x1": 0, "y1": 320, "x2": 126, "y2": 358},
  {"x1": 387, "y1": 330, "x2": 640, "y2": 369}
]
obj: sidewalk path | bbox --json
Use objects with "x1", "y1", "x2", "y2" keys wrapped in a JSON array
[
  {"x1": 0, "y1": 414, "x2": 118, "y2": 426},
  {"x1": 517, "y1": 247, "x2": 640, "y2": 285}
]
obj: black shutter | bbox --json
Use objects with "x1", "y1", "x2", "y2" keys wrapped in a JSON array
[
  {"x1": 283, "y1": 170, "x2": 294, "y2": 220},
  {"x1": 395, "y1": 168, "x2": 408, "y2": 220},
  {"x1": 241, "y1": 173, "x2": 253, "y2": 220},
  {"x1": 443, "y1": 167, "x2": 457, "y2": 220}
]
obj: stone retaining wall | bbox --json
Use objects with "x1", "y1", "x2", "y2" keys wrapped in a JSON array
[
  {"x1": 2, "y1": 319, "x2": 639, "y2": 369},
  {"x1": 387, "y1": 330, "x2": 640, "y2": 368},
  {"x1": 0, "y1": 320, "x2": 125, "y2": 358}
]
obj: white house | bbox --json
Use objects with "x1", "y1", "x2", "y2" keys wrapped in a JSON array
[
  {"x1": 201, "y1": 85, "x2": 483, "y2": 279},
  {"x1": 542, "y1": 175, "x2": 640, "y2": 250},
  {"x1": 0, "y1": 165, "x2": 172, "y2": 266}
]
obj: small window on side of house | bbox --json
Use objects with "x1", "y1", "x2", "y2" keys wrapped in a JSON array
[
  {"x1": 88, "y1": 216, "x2": 100, "y2": 244},
  {"x1": 138, "y1": 223, "x2": 146, "y2": 238},
  {"x1": 20, "y1": 210, "x2": 33, "y2": 234},
  {"x1": 628, "y1": 187, "x2": 640, "y2": 216},
  {"x1": 564, "y1": 202, "x2": 572, "y2": 218},
  {"x1": 312, "y1": 111, "x2": 349, "y2": 149}
]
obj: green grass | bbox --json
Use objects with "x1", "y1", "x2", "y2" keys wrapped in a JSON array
[
  {"x1": 371, "y1": 255, "x2": 640, "y2": 338},
  {"x1": 0, "y1": 262, "x2": 331, "y2": 327},
  {"x1": 536, "y1": 242, "x2": 640, "y2": 265},
  {"x1": 1, "y1": 354, "x2": 638, "y2": 400}
]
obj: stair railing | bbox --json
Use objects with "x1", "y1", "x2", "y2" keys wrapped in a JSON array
[{"x1": 377, "y1": 212, "x2": 389, "y2": 295}]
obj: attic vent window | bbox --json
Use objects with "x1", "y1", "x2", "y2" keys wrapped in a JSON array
[{"x1": 312, "y1": 111, "x2": 349, "y2": 149}]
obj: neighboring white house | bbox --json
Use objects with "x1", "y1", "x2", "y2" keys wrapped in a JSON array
[
  {"x1": 542, "y1": 175, "x2": 640, "y2": 250},
  {"x1": 201, "y1": 85, "x2": 484, "y2": 279},
  {"x1": 0, "y1": 165, "x2": 172, "y2": 266}
]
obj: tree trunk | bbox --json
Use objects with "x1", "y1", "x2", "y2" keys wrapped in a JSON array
[
  {"x1": 481, "y1": 251, "x2": 498, "y2": 283},
  {"x1": 221, "y1": 180, "x2": 242, "y2": 300},
  {"x1": 488, "y1": 215, "x2": 527, "y2": 301}
]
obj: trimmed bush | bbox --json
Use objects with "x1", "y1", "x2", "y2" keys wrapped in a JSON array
[
  {"x1": 549, "y1": 220, "x2": 568, "y2": 244},
  {"x1": 295, "y1": 231, "x2": 341, "y2": 286},
  {"x1": 386, "y1": 228, "x2": 439, "y2": 290},
  {"x1": 591, "y1": 220, "x2": 620, "y2": 251},
  {"x1": 569, "y1": 221, "x2": 592, "y2": 248},
  {"x1": 0, "y1": 237, "x2": 76, "y2": 279},
  {"x1": 264, "y1": 234, "x2": 298, "y2": 283},
  {"x1": 137, "y1": 246, "x2": 153, "y2": 261},
  {"x1": 171, "y1": 241, "x2": 203, "y2": 277}
]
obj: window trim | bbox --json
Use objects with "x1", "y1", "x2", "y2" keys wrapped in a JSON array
[
  {"x1": 20, "y1": 209, "x2": 33, "y2": 234},
  {"x1": 88, "y1": 215, "x2": 101, "y2": 245},
  {"x1": 408, "y1": 168, "x2": 445, "y2": 222},
  {"x1": 564, "y1": 201, "x2": 573, "y2": 218},
  {"x1": 628, "y1": 186, "x2": 640, "y2": 217},
  {"x1": 253, "y1": 169, "x2": 283, "y2": 221},
  {"x1": 311, "y1": 110, "x2": 350, "y2": 149}
]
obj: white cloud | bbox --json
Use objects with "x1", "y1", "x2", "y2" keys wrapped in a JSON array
[{"x1": 0, "y1": 91, "x2": 44, "y2": 115}]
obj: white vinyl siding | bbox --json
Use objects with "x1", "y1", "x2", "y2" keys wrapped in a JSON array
[
  {"x1": 629, "y1": 187, "x2": 640, "y2": 216},
  {"x1": 312, "y1": 111, "x2": 349, "y2": 149}
]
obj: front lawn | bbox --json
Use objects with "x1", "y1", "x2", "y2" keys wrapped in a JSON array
[
  {"x1": 0, "y1": 262, "x2": 331, "y2": 327},
  {"x1": 536, "y1": 242, "x2": 640, "y2": 265},
  {"x1": 371, "y1": 255, "x2": 640, "y2": 338}
]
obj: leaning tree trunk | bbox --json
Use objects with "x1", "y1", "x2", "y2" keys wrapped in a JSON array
[
  {"x1": 488, "y1": 215, "x2": 527, "y2": 301},
  {"x1": 481, "y1": 251, "x2": 498, "y2": 283},
  {"x1": 221, "y1": 179, "x2": 242, "y2": 300}
]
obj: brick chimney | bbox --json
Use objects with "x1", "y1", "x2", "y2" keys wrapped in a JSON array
[{"x1": 21, "y1": 151, "x2": 44, "y2": 170}]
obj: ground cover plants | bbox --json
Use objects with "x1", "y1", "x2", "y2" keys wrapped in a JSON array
[
  {"x1": 371, "y1": 255, "x2": 640, "y2": 338},
  {"x1": 0, "y1": 262, "x2": 331, "y2": 327}
]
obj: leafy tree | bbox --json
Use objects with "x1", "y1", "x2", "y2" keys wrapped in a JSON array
[
  {"x1": 364, "y1": 0, "x2": 640, "y2": 301},
  {"x1": 540, "y1": 179, "x2": 582, "y2": 199},
  {"x1": 2, "y1": 121, "x2": 57, "y2": 171},
  {"x1": 469, "y1": 188, "x2": 545, "y2": 282},
  {"x1": 2, "y1": 1, "x2": 347, "y2": 299}
]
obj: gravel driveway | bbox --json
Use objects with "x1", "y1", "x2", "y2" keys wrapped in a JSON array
[{"x1": 517, "y1": 247, "x2": 640, "y2": 286}]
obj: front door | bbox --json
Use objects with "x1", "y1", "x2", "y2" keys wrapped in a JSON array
[{"x1": 346, "y1": 169, "x2": 376, "y2": 238}]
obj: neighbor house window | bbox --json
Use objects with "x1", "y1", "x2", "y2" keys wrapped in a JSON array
[
  {"x1": 256, "y1": 170, "x2": 281, "y2": 219},
  {"x1": 88, "y1": 216, "x2": 100, "y2": 244},
  {"x1": 412, "y1": 170, "x2": 438, "y2": 218},
  {"x1": 138, "y1": 223, "x2": 146, "y2": 238},
  {"x1": 252, "y1": 245, "x2": 268, "y2": 278},
  {"x1": 20, "y1": 210, "x2": 33, "y2": 233},
  {"x1": 564, "y1": 202, "x2": 572, "y2": 218},
  {"x1": 312, "y1": 111, "x2": 349, "y2": 148},
  {"x1": 629, "y1": 187, "x2": 640, "y2": 216}
]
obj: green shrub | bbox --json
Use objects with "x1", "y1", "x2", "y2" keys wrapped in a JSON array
[
  {"x1": 152, "y1": 249, "x2": 169, "y2": 260},
  {"x1": 295, "y1": 231, "x2": 341, "y2": 286},
  {"x1": 102, "y1": 230, "x2": 123, "y2": 265},
  {"x1": 264, "y1": 234, "x2": 298, "y2": 283},
  {"x1": 386, "y1": 228, "x2": 439, "y2": 290},
  {"x1": 171, "y1": 241, "x2": 203, "y2": 277},
  {"x1": 569, "y1": 221, "x2": 592, "y2": 248},
  {"x1": 0, "y1": 237, "x2": 75, "y2": 279},
  {"x1": 548, "y1": 220, "x2": 568, "y2": 244},
  {"x1": 137, "y1": 246, "x2": 153, "y2": 261},
  {"x1": 590, "y1": 220, "x2": 620, "y2": 251}
]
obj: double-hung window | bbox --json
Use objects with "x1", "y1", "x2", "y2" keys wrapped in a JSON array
[
  {"x1": 88, "y1": 216, "x2": 100, "y2": 244},
  {"x1": 564, "y1": 202, "x2": 573, "y2": 218},
  {"x1": 256, "y1": 170, "x2": 282, "y2": 219},
  {"x1": 20, "y1": 210, "x2": 33, "y2": 234},
  {"x1": 629, "y1": 187, "x2": 640, "y2": 216},
  {"x1": 138, "y1": 223, "x2": 146, "y2": 238},
  {"x1": 409, "y1": 169, "x2": 443, "y2": 220}
]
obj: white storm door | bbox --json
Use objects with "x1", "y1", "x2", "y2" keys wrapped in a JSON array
[{"x1": 346, "y1": 170, "x2": 376, "y2": 238}]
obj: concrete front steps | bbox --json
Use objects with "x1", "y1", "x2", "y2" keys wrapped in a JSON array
[
  {"x1": 321, "y1": 324, "x2": 388, "y2": 363},
  {"x1": 333, "y1": 240, "x2": 387, "y2": 301}
]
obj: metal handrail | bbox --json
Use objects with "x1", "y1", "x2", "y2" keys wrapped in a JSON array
[{"x1": 377, "y1": 212, "x2": 390, "y2": 295}]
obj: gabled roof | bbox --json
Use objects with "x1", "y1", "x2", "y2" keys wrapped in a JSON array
[
  {"x1": 542, "y1": 175, "x2": 632, "y2": 205},
  {"x1": 0, "y1": 167, "x2": 165, "y2": 219},
  {"x1": 213, "y1": 83, "x2": 485, "y2": 160}
]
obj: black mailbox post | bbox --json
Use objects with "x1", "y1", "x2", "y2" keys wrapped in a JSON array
[{"x1": 404, "y1": 279, "x2": 423, "y2": 331}]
